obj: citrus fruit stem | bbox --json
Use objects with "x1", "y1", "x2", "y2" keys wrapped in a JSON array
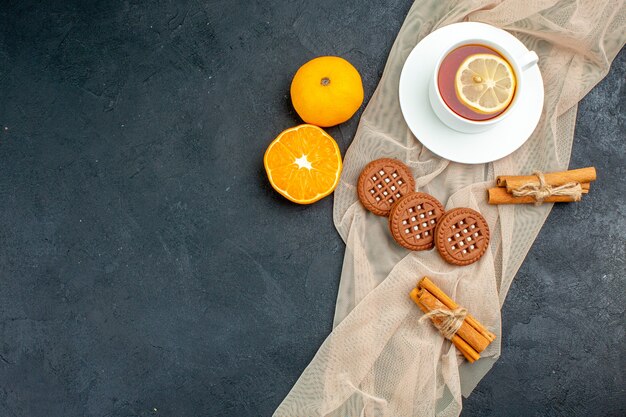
[{"x1": 320, "y1": 77, "x2": 331, "y2": 86}]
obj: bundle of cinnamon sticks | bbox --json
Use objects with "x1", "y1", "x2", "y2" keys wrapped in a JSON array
[
  {"x1": 488, "y1": 167, "x2": 596, "y2": 205},
  {"x1": 409, "y1": 277, "x2": 496, "y2": 363}
]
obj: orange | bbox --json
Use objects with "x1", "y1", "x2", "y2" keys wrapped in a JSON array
[
  {"x1": 290, "y1": 56, "x2": 364, "y2": 127},
  {"x1": 264, "y1": 124, "x2": 342, "y2": 204}
]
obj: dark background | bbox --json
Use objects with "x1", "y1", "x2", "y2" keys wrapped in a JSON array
[{"x1": 0, "y1": 1, "x2": 624, "y2": 416}]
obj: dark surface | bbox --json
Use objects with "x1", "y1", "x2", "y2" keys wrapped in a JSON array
[{"x1": 0, "y1": 1, "x2": 623, "y2": 416}]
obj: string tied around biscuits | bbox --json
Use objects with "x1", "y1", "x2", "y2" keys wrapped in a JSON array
[
  {"x1": 419, "y1": 307, "x2": 468, "y2": 340},
  {"x1": 511, "y1": 171, "x2": 582, "y2": 205}
]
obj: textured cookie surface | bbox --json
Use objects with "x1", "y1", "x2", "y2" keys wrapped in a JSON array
[
  {"x1": 389, "y1": 192, "x2": 445, "y2": 250},
  {"x1": 435, "y1": 208, "x2": 490, "y2": 266},
  {"x1": 357, "y1": 158, "x2": 415, "y2": 216}
]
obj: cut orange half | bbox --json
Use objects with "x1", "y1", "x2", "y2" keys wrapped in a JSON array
[{"x1": 264, "y1": 124, "x2": 342, "y2": 204}]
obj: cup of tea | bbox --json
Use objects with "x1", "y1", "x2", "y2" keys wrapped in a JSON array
[{"x1": 428, "y1": 38, "x2": 538, "y2": 134}]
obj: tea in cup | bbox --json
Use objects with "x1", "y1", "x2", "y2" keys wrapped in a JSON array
[{"x1": 428, "y1": 39, "x2": 538, "y2": 133}]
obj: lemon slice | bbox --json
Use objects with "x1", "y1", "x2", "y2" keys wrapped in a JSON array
[{"x1": 455, "y1": 53, "x2": 516, "y2": 115}]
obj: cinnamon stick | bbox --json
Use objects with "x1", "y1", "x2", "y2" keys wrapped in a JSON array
[
  {"x1": 488, "y1": 186, "x2": 589, "y2": 205},
  {"x1": 409, "y1": 288, "x2": 479, "y2": 362},
  {"x1": 496, "y1": 167, "x2": 596, "y2": 190},
  {"x1": 451, "y1": 334, "x2": 480, "y2": 363},
  {"x1": 418, "y1": 277, "x2": 496, "y2": 342},
  {"x1": 510, "y1": 183, "x2": 590, "y2": 192},
  {"x1": 418, "y1": 289, "x2": 490, "y2": 353}
]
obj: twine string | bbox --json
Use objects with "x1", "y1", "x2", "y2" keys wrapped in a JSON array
[
  {"x1": 420, "y1": 307, "x2": 467, "y2": 340},
  {"x1": 512, "y1": 171, "x2": 582, "y2": 204}
]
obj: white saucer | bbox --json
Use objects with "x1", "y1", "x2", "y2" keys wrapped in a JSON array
[{"x1": 399, "y1": 22, "x2": 544, "y2": 164}]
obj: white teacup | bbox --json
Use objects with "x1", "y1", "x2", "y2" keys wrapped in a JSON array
[{"x1": 428, "y1": 38, "x2": 538, "y2": 134}]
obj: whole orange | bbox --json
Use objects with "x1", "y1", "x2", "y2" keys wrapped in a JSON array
[{"x1": 290, "y1": 56, "x2": 364, "y2": 127}]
